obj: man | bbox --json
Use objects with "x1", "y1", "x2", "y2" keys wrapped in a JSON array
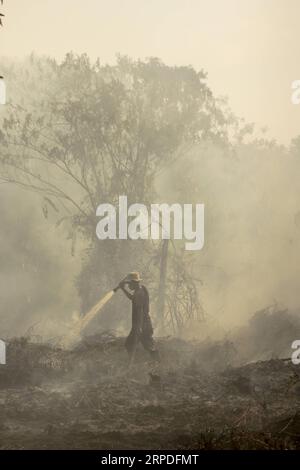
[{"x1": 114, "y1": 272, "x2": 159, "y2": 365}]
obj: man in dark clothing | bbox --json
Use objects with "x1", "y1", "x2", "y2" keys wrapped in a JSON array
[{"x1": 114, "y1": 272, "x2": 159, "y2": 365}]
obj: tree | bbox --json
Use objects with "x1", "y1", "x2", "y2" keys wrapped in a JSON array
[{"x1": 0, "y1": 54, "x2": 228, "y2": 329}]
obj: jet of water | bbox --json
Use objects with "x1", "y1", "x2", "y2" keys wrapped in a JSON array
[{"x1": 61, "y1": 290, "x2": 115, "y2": 349}]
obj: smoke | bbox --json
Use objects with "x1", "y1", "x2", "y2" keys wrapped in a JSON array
[
  {"x1": 1, "y1": 55, "x2": 300, "y2": 340},
  {"x1": 0, "y1": 186, "x2": 81, "y2": 340},
  {"x1": 157, "y1": 139, "x2": 300, "y2": 330}
]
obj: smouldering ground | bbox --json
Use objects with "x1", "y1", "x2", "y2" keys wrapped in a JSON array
[{"x1": 0, "y1": 335, "x2": 300, "y2": 449}]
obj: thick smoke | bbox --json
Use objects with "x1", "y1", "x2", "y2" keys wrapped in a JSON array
[
  {"x1": 0, "y1": 186, "x2": 80, "y2": 340},
  {"x1": 157, "y1": 139, "x2": 300, "y2": 333},
  {"x1": 1, "y1": 56, "x2": 300, "y2": 342}
]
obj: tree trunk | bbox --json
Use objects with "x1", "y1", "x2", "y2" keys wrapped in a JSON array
[{"x1": 156, "y1": 239, "x2": 169, "y2": 333}]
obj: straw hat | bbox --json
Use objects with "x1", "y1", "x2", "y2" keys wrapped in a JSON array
[{"x1": 125, "y1": 272, "x2": 142, "y2": 282}]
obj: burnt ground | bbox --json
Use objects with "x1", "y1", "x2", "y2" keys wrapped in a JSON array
[{"x1": 0, "y1": 333, "x2": 300, "y2": 450}]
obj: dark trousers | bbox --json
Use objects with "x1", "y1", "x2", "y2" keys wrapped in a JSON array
[{"x1": 125, "y1": 316, "x2": 159, "y2": 360}]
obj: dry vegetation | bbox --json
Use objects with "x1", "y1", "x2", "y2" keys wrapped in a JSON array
[{"x1": 1, "y1": 310, "x2": 300, "y2": 450}]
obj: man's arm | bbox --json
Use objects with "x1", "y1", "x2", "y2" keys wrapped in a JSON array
[{"x1": 119, "y1": 283, "x2": 134, "y2": 300}]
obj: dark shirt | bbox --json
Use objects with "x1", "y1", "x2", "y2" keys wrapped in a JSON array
[
  {"x1": 132, "y1": 285, "x2": 149, "y2": 331},
  {"x1": 122, "y1": 284, "x2": 151, "y2": 332}
]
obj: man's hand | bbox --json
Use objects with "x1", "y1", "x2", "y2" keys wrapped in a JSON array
[
  {"x1": 113, "y1": 279, "x2": 126, "y2": 292},
  {"x1": 113, "y1": 281, "x2": 123, "y2": 292},
  {"x1": 118, "y1": 280, "x2": 133, "y2": 300}
]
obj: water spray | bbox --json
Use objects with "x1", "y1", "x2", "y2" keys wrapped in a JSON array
[{"x1": 61, "y1": 289, "x2": 118, "y2": 349}]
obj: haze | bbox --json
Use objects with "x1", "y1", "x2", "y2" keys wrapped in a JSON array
[{"x1": 1, "y1": 0, "x2": 300, "y2": 144}]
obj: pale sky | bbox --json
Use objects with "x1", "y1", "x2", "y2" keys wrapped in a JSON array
[{"x1": 1, "y1": 0, "x2": 300, "y2": 144}]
